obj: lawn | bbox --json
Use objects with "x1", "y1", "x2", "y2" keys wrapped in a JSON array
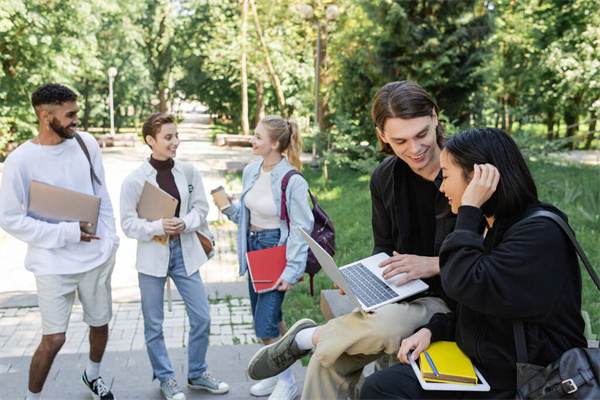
[{"x1": 283, "y1": 157, "x2": 600, "y2": 338}]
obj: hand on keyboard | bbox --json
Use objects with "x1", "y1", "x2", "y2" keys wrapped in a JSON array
[{"x1": 379, "y1": 252, "x2": 440, "y2": 286}]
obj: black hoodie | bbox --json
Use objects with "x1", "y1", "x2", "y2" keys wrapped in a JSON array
[{"x1": 425, "y1": 203, "x2": 587, "y2": 391}]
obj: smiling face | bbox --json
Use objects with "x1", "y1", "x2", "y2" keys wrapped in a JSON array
[
  {"x1": 251, "y1": 122, "x2": 279, "y2": 158},
  {"x1": 43, "y1": 101, "x2": 80, "y2": 139},
  {"x1": 440, "y1": 149, "x2": 471, "y2": 214},
  {"x1": 147, "y1": 123, "x2": 179, "y2": 160},
  {"x1": 377, "y1": 111, "x2": 441, "y2": 177}
]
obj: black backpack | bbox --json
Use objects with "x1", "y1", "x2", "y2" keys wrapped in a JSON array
[{"x1": 280, "y1": 170, "x2": 336, "y2": 296}]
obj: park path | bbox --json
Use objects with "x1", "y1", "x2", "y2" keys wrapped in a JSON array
[{"x1": 0, "y1": 109, "x2": 313, "y2": 400}]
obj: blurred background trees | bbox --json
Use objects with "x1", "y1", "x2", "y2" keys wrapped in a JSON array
[{"x1": 1, "y1": 0, "x2": 598, "y2": 155}]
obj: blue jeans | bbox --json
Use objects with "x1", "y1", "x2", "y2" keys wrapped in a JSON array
[
  {"x1": 247, "y1": 228, "x2": 286, "y2": 339},
  {"x1": 138, "y1": 238, "x2": 210, "y2": 381}
]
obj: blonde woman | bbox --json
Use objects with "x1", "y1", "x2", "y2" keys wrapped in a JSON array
[{"x1": 223, "y1": 115, "x2": 314, "y2": 400}]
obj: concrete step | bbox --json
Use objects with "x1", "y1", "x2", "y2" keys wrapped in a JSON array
[{"x1": 0, "y1": 344, "x2": 307, "y2": 400}]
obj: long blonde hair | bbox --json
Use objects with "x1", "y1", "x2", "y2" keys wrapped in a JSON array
[{"x1": 260, "y1": 115, "x2": 303, "y2": 171}]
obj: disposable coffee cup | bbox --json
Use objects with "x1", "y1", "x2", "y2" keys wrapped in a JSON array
[{"x1": 211, "y1": 186, "x2": 230, "y2": 211}]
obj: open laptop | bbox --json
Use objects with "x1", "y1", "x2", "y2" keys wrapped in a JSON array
[
  {"x1": 28, "y1": 181, "x2": 101, "y2": 235},
  {"x1": 298, "y1": 227, "x2": 429, "y2": 313}
]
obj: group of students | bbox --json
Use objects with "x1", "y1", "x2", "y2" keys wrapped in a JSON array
[{"x1": 0, "y1": 80, "x2": 587, "y2": 400}]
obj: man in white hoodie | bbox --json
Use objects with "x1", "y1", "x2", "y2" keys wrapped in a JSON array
[{"x1": 0, "y1": 83, "x2": 119, "y2": 400}]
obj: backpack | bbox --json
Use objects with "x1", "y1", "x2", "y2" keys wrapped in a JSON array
[{"x1": 280, "y1": 170, "x2": 336, "y2": 296}]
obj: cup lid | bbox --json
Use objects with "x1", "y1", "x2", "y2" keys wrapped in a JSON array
[{"x1": 211, "y1": 186, "x2": 225, "y2": 193}]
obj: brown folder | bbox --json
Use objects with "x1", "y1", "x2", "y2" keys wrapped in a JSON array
[{"x1": 136, "y1": 181, "x2": 178, "y2": 244}]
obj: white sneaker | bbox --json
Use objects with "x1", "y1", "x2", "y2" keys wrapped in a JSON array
[
  {"x1": 250, "y1": 376, "x2": 279, "y2": 397},
  {"x1": 268, "y1": 379, "x2": 298, "y2": 400}
]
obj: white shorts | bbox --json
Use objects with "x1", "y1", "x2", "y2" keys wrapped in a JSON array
[{"x1": 35, "y1": 249, "x2": 116, "y2": 335}]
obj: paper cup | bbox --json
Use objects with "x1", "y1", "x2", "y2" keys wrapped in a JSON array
[{"x1": 211, "y1": 186, "x2": 230, "y2": 211}]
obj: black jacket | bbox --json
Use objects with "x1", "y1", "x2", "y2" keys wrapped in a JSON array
[
  {"x1": 370, "y1": 156, "x2": 456, "y2": 306},
  {"x1": 427, "y1": 204, "x2": 587, "y2": 391}
]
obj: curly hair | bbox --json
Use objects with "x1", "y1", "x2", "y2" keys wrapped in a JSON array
[{"x1": 31, "y1": 83, "x2": 78, "y2": 108}]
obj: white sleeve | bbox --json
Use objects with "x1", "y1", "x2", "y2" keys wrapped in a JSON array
[
  {"x1": 0, "y1": 156, "x2": 81, "y2": 248},
  {"x1": 182, "y1": 166, "x2": 210, "y2": 232}
]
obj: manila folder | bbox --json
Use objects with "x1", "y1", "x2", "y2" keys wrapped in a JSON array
[
  {"x1": 27, "y1": 180, "x2": 101, "y2": 235},
  {"x1": 137, "y1": 181, "x2": 178, "y2": 244}
]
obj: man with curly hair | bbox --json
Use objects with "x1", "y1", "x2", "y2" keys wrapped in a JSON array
[{"x1": 0, "y1": 83, "x2": 119, "y2": 400}]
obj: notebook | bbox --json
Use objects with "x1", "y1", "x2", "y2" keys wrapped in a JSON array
[
  {"x1": 246, "y1": 245, "x2": 287, "y2": 293},
  {"x1": 27, "y1": 181, "x2": 101, "y2": 235},
  {"x1": 409, "y1": 348, "x2": 490, "y2": 392},
  {"x1": 419, "y1": 341, "x2": 477, "y2": 384},
  {"x1": 137, "y1": 181, "x2": 178, "y2": 244},
  {"x1": 298, "y1": 226, "x2": 429, "y2": 313}
]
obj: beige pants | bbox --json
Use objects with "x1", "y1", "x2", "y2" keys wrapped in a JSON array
[{"x1": 302, "y1": 297, "x2": 449, "y2": 400}]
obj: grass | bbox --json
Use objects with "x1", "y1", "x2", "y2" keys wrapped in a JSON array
[{"x1": 282, "y1": 158, "x2": 600, "y2": 338}]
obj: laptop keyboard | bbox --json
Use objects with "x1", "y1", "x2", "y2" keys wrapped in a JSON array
[{"x1": 340, "y1": 262, "x2": 398, "y2": 308}]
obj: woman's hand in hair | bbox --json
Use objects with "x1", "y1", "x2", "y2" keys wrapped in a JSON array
[
  {"x1": 398, "y1": 328, "x2": 432, "y2": 364},
  {"x1": 461, "y1": 163, "x2": 500, "y2": 209},
  {"x1": 380, "y1": 252, "x2": 440, "y2": 284},
  {"x1": 275, "y1": 278, "x2": 294, "y2": 292}
]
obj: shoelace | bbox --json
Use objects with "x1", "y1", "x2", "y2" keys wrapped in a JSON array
[
  {"x1": 93, "y1": 378, "x2": 110, "y2": 396},
  {"x1": 201, "y1": 372, "x2": 220, "y2": 386},
  {"x1": 165, "y1": 378, "x2": 181, "y2": 395}
]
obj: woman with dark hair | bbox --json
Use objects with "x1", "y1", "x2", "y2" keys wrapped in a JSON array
[{"x1": 361, "y1": 127, "x2": 587, "y2": 399}]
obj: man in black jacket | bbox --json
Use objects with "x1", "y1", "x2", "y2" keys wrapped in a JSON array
[{"x1": 247, "y1": 81, "x2": 456, "y2": 400}]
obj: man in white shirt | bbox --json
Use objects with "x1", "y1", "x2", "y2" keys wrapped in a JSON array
[{"x1": 0, "y1": 83, "x2": 119, "y2": 400}]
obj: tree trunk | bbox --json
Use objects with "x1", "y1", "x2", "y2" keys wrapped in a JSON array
[
  {"x1": 251, "y1": 77, "x2": 264, "y2": 129},
  {"x1": 249, "y1": 0, "x2": 286, "y2": 115},
  {"x1": 241, "y1": 0, "x2": 249, "y2": 135},
  {"x1": 158, "y1": 87, "x2": 168, "y2": 113},
  {"x1": 546, "y1": 108, "x2": 554, "y2": 141},
  {"x1": 584, "y1": 110, "x2": 597, "y2": 150},
  {"x1": 565, "y1": 91, "x2": 585, "y2": 150},
  {"x1": 82, "y1": 78, "x2": 91, "y2": 132},
  {"x1": 503, "y1": 93, "x2": 511, "y2": 135}
]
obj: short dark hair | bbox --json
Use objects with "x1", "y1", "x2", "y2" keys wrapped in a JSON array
[
  {"x1": 371, "y1": 81, "x2": 444, "y2": 155},
  {"x1": 142, "y1": 113, "x2": 176, "y2": 148},
  {"x1": 444, "y1": 127, "x2": 538, "y2": 220},
  {"x1": 31, "y1": 83, "x2": 78, "y2": 108}
]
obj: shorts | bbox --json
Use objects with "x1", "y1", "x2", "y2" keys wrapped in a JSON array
[
  {"x1": 35, "y1": 249, "x2": 116, "y2": 335},
  {"x1": 247, "y1": 228, "x2": 286, "y2": 339}
]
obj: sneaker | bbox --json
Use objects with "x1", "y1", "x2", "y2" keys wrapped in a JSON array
[
  {"x1": 247, "y1": 318, "x2": 317, "y2": 380},
  {"x1": 81, "y1": 371, "x2": 115, "y2": 400},
  {"x1": 160, "y1": 378, "x2": 186, "y2": 400},
  {"x1": 188, "y1": 371, "x2": 229, "y2": 394},
  {"x1": 268, "y1": 379, "x2": 298, "y2": 400},
  {"x1": 250, "y1": 376, "x2": 279, "y2": 397}
]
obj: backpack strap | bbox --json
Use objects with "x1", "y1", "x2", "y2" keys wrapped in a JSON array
[
  {"x1": 281, "y1": 169, "x2": 316, "y2": 295},
  {"x1": 74, "y1": 132, "x2": 102, "y2": 186},
  {"x1": 513, "y1": 209, "x2": 600, "y2": 363}
]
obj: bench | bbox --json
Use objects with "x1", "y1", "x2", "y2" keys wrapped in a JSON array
[
  {"x1": 215, "y1": 134, "x2": 253, "y2": 147},
  {"x1": 95, "y1": 133, "x2": 138, "y2": 148}
]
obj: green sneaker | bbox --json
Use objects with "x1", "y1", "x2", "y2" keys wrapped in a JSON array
[{"x1": 247, "y1": 318, "x2": 317, "y2": 380}]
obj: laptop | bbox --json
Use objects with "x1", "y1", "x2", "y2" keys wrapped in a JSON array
[
  {"x1": 298, "y1": 227, "x2": 429, "y2": 313},
  {"x1": 28, "y1": 181, "x2": 101, "y2": 235}
]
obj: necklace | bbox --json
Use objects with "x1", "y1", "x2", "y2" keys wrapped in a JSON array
[
  {"x1": 33, "y1": 134, "x2": 66, "y2": 155},
  {"x1": 262, "y1": 159, "x2": 282, "y2": 171}
]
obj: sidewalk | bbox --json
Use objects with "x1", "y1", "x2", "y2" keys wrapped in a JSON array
[{"x1": 0, "y1": 110, "x2": 308, "y2": 399}]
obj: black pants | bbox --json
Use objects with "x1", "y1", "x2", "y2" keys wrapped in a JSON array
[{"x1": 360, "y1": 363, "x2": 514, "y2": 399}]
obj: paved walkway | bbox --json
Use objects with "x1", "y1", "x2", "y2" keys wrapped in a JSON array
[{"x1": 0, "y1": 109, "x2": 308, "y2": 399}]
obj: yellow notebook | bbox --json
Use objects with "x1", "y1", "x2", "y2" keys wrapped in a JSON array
[{"x1": 419, "y1": 341, "x2": 477, "y2": 385}]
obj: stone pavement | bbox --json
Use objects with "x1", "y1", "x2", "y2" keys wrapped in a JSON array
[{"x1": 0, "y1": 108, "x2": 309, "y2": 399}]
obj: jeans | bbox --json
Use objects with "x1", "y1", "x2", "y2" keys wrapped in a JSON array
[
  {"x1": 247, "y1": 228, "x2": 286, "y2": 339},
  {"x1": 138, "y1": 238, "x2": 210, "y2": 381}
]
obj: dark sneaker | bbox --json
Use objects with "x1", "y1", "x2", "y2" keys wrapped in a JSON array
[
  {"x1": 81, "y1": 371, "x2": 115, "y2": 400},
  {"x1": 188, "y1": 371, "x2": 229, "y2": 394},
  {"x1": 247, "y1": 318, "x2": 317, "y2": 380}
]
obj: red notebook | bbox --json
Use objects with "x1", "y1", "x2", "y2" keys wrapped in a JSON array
[{"x1": 246, "y1": 245, "x2": 287, "y2": 293}]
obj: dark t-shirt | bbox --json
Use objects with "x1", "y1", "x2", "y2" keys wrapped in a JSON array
[
  {"x1": 398, "y1": 167, "x2": 438, "y2": 257},
  {"x1": 149, "y1": 156, "x2": 181, "y2": 217}
]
